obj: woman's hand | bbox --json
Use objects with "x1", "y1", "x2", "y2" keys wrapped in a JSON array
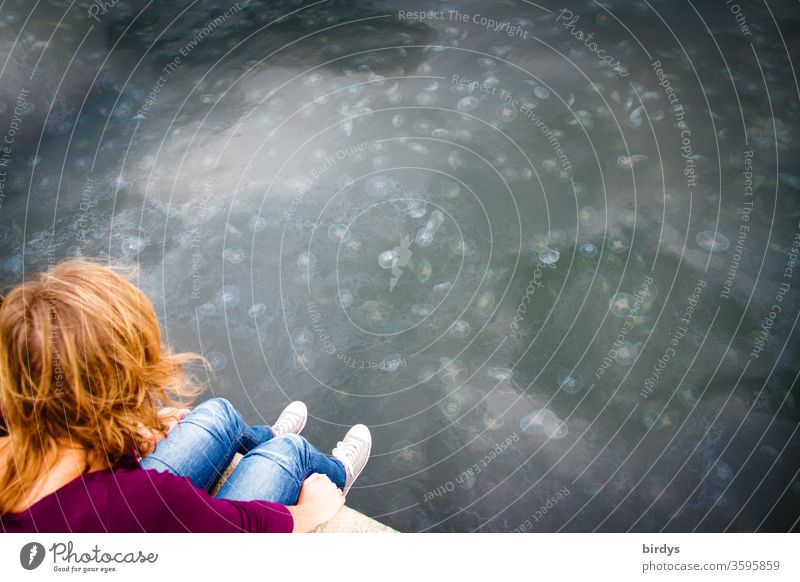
[
  {"x1": 157, "y1": 407, "x2": 191, "y2": 432},
  {"x1": 287, "y1": 473, "x2": 345, "y2": 533},
  {"x1": 137, "y1": 407, "x2": 192, "y2": 457}
]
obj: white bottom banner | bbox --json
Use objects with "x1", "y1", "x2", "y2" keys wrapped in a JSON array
[{"x1": 1, "y1": 533, "x2": 797, "y2": 581}]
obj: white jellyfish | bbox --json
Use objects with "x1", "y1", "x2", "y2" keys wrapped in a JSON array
[
  {"x1": 378, "y1": 250, "x2": 399, "y2": 269},
  {"x1": 449, "y1": 319, "x2": 471, "y2": 338},
  {"x1": 520, "y1": 409, "x2": 568, "y2": 439},
  {"x1": 488, "y1": 367, "x2": 513, "y2": 381}
]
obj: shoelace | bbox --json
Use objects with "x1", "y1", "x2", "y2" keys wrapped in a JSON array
[{"x1": 332, "y1": 440, "x2": 359, "y2": 474}]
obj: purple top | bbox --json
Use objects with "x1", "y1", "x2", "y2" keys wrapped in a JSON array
[{"x1": 0, "y1": 456, "x2": 293, "y2": 533}]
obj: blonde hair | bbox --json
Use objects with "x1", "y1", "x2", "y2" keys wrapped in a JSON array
[{"x1": 0, "y1": 258, "x2": 204, "y2": 514}]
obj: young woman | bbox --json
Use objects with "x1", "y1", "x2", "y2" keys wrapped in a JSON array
[{"x1": 0, "y1": 258, "x2": 371, "y2": 533}]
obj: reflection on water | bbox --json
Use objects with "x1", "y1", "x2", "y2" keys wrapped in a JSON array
[{"x1": 1, "y1": 0, "x2": 799, "y2": 532}]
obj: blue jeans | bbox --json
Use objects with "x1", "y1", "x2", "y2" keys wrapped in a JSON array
[{"x1": 140, "y1": 398, "x2": 346, "y2": 505}]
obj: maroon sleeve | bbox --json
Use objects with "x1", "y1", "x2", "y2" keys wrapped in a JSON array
[{"x1": 107, "y1": 468, "x2": 294, "y2": 533}]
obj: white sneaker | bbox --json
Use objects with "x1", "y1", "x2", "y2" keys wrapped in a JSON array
[
  {"x1": 332, "y1": 424, "x2": 371, "y2": 495},
  {"x1": 271, "y1": 401, "x2": 307, "y2": 436}
]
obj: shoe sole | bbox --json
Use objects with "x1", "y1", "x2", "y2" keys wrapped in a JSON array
[
  {"x1": 343, "y1": 431, "x2": 371, "y2": 496},
  {"x1": 295, "y1": 409, "x2": 308, "y2": 435}
]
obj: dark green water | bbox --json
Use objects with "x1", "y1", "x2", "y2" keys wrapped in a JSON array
[{"x1": 1, "y1": 0, "x2": 799, "y2": 531}]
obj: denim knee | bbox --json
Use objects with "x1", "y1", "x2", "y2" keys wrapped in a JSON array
[
  {"x1": 186, "y1": 398, "x2": 242, "y2": 439},
  {"x1": 248, "y1": 434, "x2": 310, "y2": 479},
  {"x1": 195, "y1": 398, "x2": 237, "y2": 422}
]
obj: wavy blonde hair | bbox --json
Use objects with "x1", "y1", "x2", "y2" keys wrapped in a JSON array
[{"x1": 0, "y1": 258, "x2": 205, "y2": 514}]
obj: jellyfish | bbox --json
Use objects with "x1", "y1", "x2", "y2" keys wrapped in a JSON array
[
  {"x1": 628, "y1": 105, "x2": 645, "y2": 128},
  {"x1": 295, "y1": 251, "x2": 316, "y2": 271},
  {"x1": 248, "y1": 303, "x2": 266, "y2": 318},
  {"x1": 475, "y1": 291, "x2": 496, "y2": 314},
  {"x1": 607, "y1": 235, "x2": 630, "y2": 253},
  {"x1": 578, "y1": 206, "x2": 598, "y2": 227},
  {"x1": 382, "y1": 354, "x2": 403, "y2": 372},
  {"x1": 441, "y1": 183, "x2": 461, "y2": 198},
  {"x1": 407, "y1": 200, "x2": 426, "y2": 218},
  {"x1": 483, "y1": 411, "x2": 505, "y2": 430},
  {"x1": 488, "y1": 367, "x2": 513, "y2": 381},
  {"x1": 119, "y1": 235, "x2": 146, "y2": 258},
  {"x1": 448, "y1": 239, "x2": 472, "y2": 255},
  {"x1": 557, "y1": 369, "x2": 584, "y2": 394},
  {"x1": 343, "y1": 238, "x2": 362, "y2": 254},
  {"x1": 431, "y1": 128, "x2": 450, "y2": 138},
  {"x1": 433, "y1": 282, "x2": 452, "y2": 294},
  {"x1": 197, "y1": 302, "x2": 216, "y2": 318},
  {"x1": 696, "y1": 230, "x2": 730, "y2": 252},
  {"x1": 438, "y1": 357, "x2": 468, "y2": 386},
  {"x1": 617, "y1": 155, "x2": 633, "y2": 169},
  {"x1": 456, "y1": 96, "x2": 480, "y2": 112},
  {"x1": 428, "y1": 209, "x2": 445, "y2": 227},
  {"x1": 538, "y1": 248, "x2": 560, "y2": 265},
  {"x1": 365, "y1": 174, "x2": 395, "y2": 196},
  {"x1": 294, "y1": 328, "x2": 314, "y2": 348},
  {"x1": 609, "y1": 292, "x2": 636, "y2": 317},
  {"x1": 520, "y1": 409, "x2": 568, "y2": 439},
  {"x1": 224, "y1": 248, "x2": 245, "y2": 264},
  {"x1": 412, "y1": 303, "x2": 433, "y2": 317},
  {"x1": 709, "y1": 460, "x2": 733, "y2": 486},
  {"x1": 642, "y1": 409, "x2": 662, "y2": 430},
  {"x1": 391, "y1": 441, "x2": 424, "y2": 470},
  {"x1": 205, "y1": 350, "x2": 228, "y2": 372},
  {"x1": 449, "y1": 319, "x2": 471, "y2": 338},
  {"x1": 415, "y1": 227, "x2": 435, "y2": 247},
  {"x1": 328, "y1": 223, "x2": 350, "y2": 242},
  {"x1": 416, "y1": 92, "x2": 436, "y2": 106},
  {"x1": 416, "y1": 258, "x2": 433, "y2": 282},
  {"x1": 215, "y1": 285, "x2": 241, "y2": 308},
  {"x1": 533, "y1": 86, "x2": 550, "y2": 99},
  {"x1": 441, "y1": 397, "x2": 462, "y2": 419},
  {"x1": 248, "y1": 216, "x2": 267, "y2": 232},
  {"x1": 418, "y1": 365, "x2": 438, "y2": 383},
  {"x1": 378, "y1": 250, "x2": 399, "y2": 269},
  {"x1": 613, "y1": 341, "x2": 639, "y2": 365},
  {"x1": 677, "y1": 384, "x2": 700, "y2": 407},
  {"x1": 290, "y1": 351, "x2": 314, "y2": 371},
  {"x1": 579, "y1": 242, "x2": 599, "y2": 258},
  {"x1": 495, "y1": 103, "x2": 519, "y2": 122},
  {"x1": 339, "y1": 289, "x2": 353, "y2": 308}
]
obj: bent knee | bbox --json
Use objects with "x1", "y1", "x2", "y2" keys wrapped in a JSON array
[{"x1": 198, "y1": 397, "x2": 236, "y2": 417}]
